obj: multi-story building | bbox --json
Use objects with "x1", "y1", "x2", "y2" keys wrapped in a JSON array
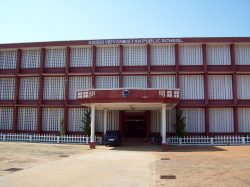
[{"x1": 0, "y1": 37, "x2": 250, "y2": 149}]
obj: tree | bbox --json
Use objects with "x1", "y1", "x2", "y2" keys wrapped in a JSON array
[
  {"x1": 173, "y1": 110, "x2": 187, "y2": 138},
  {"x1": 59, "y1": 118, "x2": 65, "y2": 136},
  {"x1": 80, "y1": 109, "x2": 91, "y2": 136}
]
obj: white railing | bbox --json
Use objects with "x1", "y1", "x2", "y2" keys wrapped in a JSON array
[
  {"x1": 167, "y1": 136, "x2": 250, "y2": 145},
  {"x1": 0, "y1": 133, "x2": 102, "y2": 145}
]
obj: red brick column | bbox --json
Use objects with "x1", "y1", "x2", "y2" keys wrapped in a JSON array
[
  {"x1": 64, "y1": 47, "x2": 70, "y2": 135},
  {"x1": 92, "y1": 46, "x2": 96, "y2": 88},
  {"x1": 13, "y1": 49, "x2": 22, "y2": 133},
  {"x1": 147, "y1": 44, "x2": 151, "y2": 88},
  {"x1": 37, "y1": 48, "x2": 45, "y2": 134},
  {"x1": 119, "y1": 45, "x2": 123, "y2": 88}
]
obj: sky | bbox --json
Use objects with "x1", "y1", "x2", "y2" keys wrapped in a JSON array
[{"x1": 0, "y1": 0, "x2": 250, "y2": 44}]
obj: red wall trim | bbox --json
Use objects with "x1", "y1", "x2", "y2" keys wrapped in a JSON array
[
  {"x1": 204, "y1": 73, "x2": 208, "y2": 105},
  {"x1": 1, "y1": 37, "x2": 250, "y2": 49},
  {"x1": 92, "y1": 46, "x2": 96, "y2": 73},
  {"x1": 234, "y1": 106, "x2": 238, "y2": 135},
  {"x1": 16, "y1": 49, "x2": 22, "y2": 74},
  {"x1": 64, "y1": 107, "x2": 68, "y2": 135},
  {"x1": 230, "y1": 44, "x2": 236, "y2": 71},
  {"x1": 12, "y1": 105, "x2": 18, "y2": 133},
  {"x1": 175, "y1": 44, "x2": 179, "y2": 72},
  {"x1": 119, "y1": 45, "x2": 123, "y2": 88},
  {"x1": 205, "y1": 106, "x2": 209, "y2": 136},
  {"x1": 37, "y1": 106, "x2": 42, "y2": 134},
  {"x1": 202, "y1": 44, "x2": 207, "y2": 71},
  {"x1": 40, "y1": 48, "x2": 45, "y2": 73},
  {"x1": 232, "y1": 72, "x2": 237, "y2": 105}
]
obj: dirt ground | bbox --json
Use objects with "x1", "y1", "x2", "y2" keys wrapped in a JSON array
[{"x1": 0, "y1": 142, "x2": 250, "y2": 186}]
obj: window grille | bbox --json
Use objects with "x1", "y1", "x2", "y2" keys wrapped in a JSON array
[
  {"x1": 95, "y1": 110, "x2": 104, "y2": 132},
  {"x1": 18, "y1": 107, "x2": 38, "y2": 131},
  {"x1": 208, "y1": 75, "x2": 233, "y2": 99},
  {"x1": 69, "y1": 76, "x2": 92, "y2": 100},
  {"x1": 43, "y1": 77, "x2": 65, "y2": 100},
  {"x1": 207, "y1": 45, "x2": 231, "y2": 65},
  {"x1": 179, "y1": 45, "x2": 203, "y2": 65},
  {"x1": 96, "y1": 47, "x2": 119, "y2": 66},
  {"x1": 124, "y1": 110, "x2": 145, "y2": 114},
  {"x1": 45, "y1": 48, "x2": 66, "y2": 67},
  {"x1": 180, "y1": 108, "x2": 205, "y2": 133},
  {"x1": 150, "y1": 45, "x2": 175, "y2": 66},
  {"x1": 107, "y1": 110, "x2": 119, "y2": 130},
  {"x1": 235, "y1": 45, "x2": 250, "y2": 65},
  {"x1": 0, "y1": 50, "x2": 17, "y2": 69},
  {"x1": 0, "y1": 107, "x2": 13, "y2": 130},
  {"x1": 179, "y1": 75, "x2": 204, "y2": 99},
  {"x1": 209, "y1": 108, "x2": 234, "y2": 133},
  {"x1": 21, "y1": 49, "x2": 41, "y2": 68},
  {"x1": 70, "y1": 47, "x2": 92, "y2": 67},
  {"x1": 95, "y1": 76, "x2": 119, "y2": 89},
  {"x1": 236, "y1": 75, "x2": 250, "y2": 100},
  {"x1": 151, "y1": 109, "x2": 176, "y2": 133},
  {"x1": 238, "y1": 108, "x2": 250, "y2": 133},
  {"x1": 68, "y1": 108, "x2": 88, "y2": 132},
  {"x1": 150, "y1": 75, "x2": 176, "y2": 89},
  {"x1": 42, "y1": 108, "x2": 64, "y2": 131},
  {"x1": 123, "y1": 76, "x2": 147, "y2": 88},
  {"x1": 0, "y1": 78, "x2": 15, "y2": 100},
  {"x1": 123, "y1": 46, "x2": 147, "y2": 66},
  {"x1": 19, "y1": 77, "x2": 39, "y2": 100}
]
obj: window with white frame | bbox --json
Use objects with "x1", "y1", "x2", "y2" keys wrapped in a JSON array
[
  {"x1": 96, "y1": 47, "x2": 119, "y2": 66},
  {"x1": 236, "y1": 75, "x2": 250, "y2": 99},
  {"x1": 179, "y1": 45, "x2": 203, "y2": 65},
  {"x1": 208, "y1": 75, "x2": 233, "y2": 99},
  {"x1": 180, "y1": 108, "x2": 205, "y2": 133},
  {"x1": 21, "y1": 49, "x2": 41, "y2": 68},
  {"x1": 151, "y1": 75, "x2": 176, "y2": 89},
  {"x1": 107, "y1": 110, "x2": 119, "y2": 130},
  {"x1": 42, "y1": 108, "x2": 64, "y2": 131},
  {"x1": 151, "y1": 109, "x2": 176, "y2": 133},
  {"x1": 123, "y1": 76, "x2": 147, "y2": 88},
  {"x1": 95, "y1": 110, "x2": 104, "y2": 132},
  {"x1": 123, "y1": 46, "x2": 147, "y2": 66},
  {"x1": 19, "y1": 77, "x2": 40, "y2": 100},
  {"x1": 70, "y1": 47, "x2": 92, "y2": 67},
  {"x1": 207, "y1": 45, "x2": 231, "y2": 65},
  {"x1": 45, "y1": 48, "x2": 66, "y2": 67},
  {"x1": 235, "y1": 45, "x2": 250, "y2": 65},
  {"x1": 150, "y1": 45, "x2": 175, "y2": 66},
  {"x1": 18, "y1": 107, "x2": 38, "y2": 131},
  {"x1": 0, "y1": 107, "x2": 13, "y2": 130},
  {"x1": 95, "y1": 76, "x2": 119, "y2": 89},
  {"x1": 179, "y1": 75, "x2": 204, "y2": 99},
  {"x1": 238, "y1": 108, "x2": 250, "y2": 133},
  {"x1": 68, "y1": 108, "x2": 88, "y2": 132},
  {"x1": 69, "y1": 76, "x2": 92, "y2": 100},
  {"x1": 209, "y1": 108, "x2": 234, "y2": 133},
  {"x1": 43, "y1": 77, "x2": 65, "y2": 100},
  {"x1": 0, "y1": 50, "x2": 17, "y2": 69},
  {"x1": 0, "y1": 78, "x2": 15, "y2": 100}
]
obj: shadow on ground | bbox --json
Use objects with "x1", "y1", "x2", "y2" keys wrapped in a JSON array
[{"x1": 101, "y1": 142, "x2": 228, "y2": 152}]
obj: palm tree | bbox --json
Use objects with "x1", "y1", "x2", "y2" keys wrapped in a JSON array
[
  {"x1": 173, "y1": 110, "x2": 187, "y2": 138},
  {"x1": 80, "y1": 109, "x2": 91, "y2": 136}
]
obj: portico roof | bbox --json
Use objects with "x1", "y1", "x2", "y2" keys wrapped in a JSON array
[{"x1": 77, "y1": 88, "x2": 180, "y2": 110}]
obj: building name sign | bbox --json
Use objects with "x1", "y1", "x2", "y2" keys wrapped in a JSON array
[{"x1": 88, "y1": 38, "x2": 183, "y2": 45}]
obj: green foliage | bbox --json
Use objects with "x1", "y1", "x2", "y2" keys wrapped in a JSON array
[
  {"x1": 173, "y1": 110, "x2": 187, "y2": 138},
  {"x1": 80, "y1": 109, "x2": 91, "y2": 136},
  {"x1": 59, "y1": 118, "x2": 65, "y2": 136}
]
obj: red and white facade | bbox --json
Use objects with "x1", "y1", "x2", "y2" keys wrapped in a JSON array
[{"x1": 0, "y1": 37, "x2": 250, "y2": 149}]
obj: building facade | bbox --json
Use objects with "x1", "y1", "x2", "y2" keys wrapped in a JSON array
[{"x1": 0, "y1": 37, "x2": 250, "y2": 146}]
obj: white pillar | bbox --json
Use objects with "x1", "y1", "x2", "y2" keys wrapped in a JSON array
[
  {"x1": 161, "y1": 108, "x2": 163, "y2": 138},
  {"x1": 104, "y1": 109, "x2": 107, "y2": 134},
  {"x1": 161, "y1": 104, "x2": 167, "y2": 144},
  {"x1": 90, "y1": 105, "x2": 95, "y2": 143}
]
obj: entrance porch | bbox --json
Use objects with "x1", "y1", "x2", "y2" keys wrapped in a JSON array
[{"x1": 77, "y1": 88, "x2": 180, "y2": 150}]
